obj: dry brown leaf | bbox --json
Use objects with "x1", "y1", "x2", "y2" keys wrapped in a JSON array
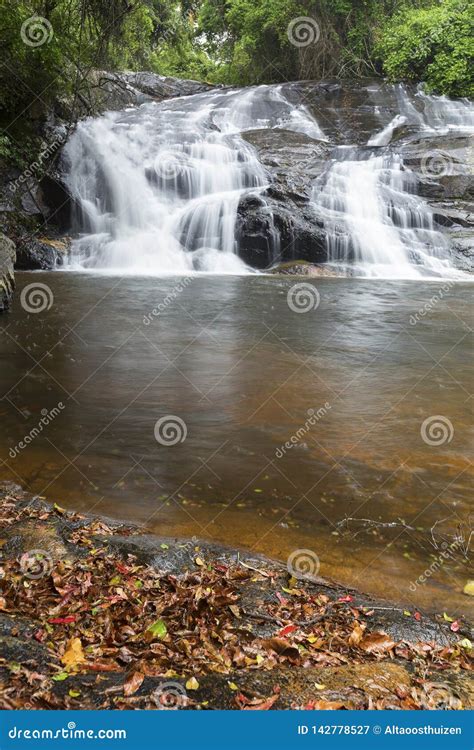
[
  {"x1": 348, "y1": 620, "x2": 366, "y2": 646},
  {"x1": 359, "y1": 632, "x2": 396, "y2": 653},
  {"x1": 123, "y1": 671, "x2": 144, "y2": 696}
]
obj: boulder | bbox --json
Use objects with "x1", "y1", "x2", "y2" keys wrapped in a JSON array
[
  {"x1": 14, "y1": 236, "x2": 68, "y2": 270},
  {"x1": 0, "y1": 233, "x2": 16, "y2": 312}
]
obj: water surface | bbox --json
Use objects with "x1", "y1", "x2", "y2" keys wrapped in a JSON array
[{"x1": 1, "y1": 273, "x2": 472, "y2": 615}]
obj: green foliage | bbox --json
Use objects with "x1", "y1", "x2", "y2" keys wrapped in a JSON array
[
  {"x1": 376, "y1": 0, "x2": 474, "y2": 97},
  {"x1": 0, "y1": 0, "x2": 471, "y2": 166}
]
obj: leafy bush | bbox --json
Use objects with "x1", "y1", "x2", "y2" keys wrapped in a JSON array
[{"x1": 376, "y1": 0, "x2": 474, "y2": 97}]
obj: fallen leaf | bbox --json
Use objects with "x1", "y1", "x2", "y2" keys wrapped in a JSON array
[
  {"x1": 228, "y1": 681, "x2": 238, "y2": 691},
  {"x1": 61, "y1": 637, "x2": 85, "y2": 672},
  {"x1": 146, "y1": 619, "x2": 167, "y2": 639},
  {"x1": 124, "y1": 671, "x2": 144, "y2": 696},
  {"x1": 261, "y1": 637, "x2": 300, "y2": 660},
  {"x1": 308, "y1": 700, "x2": 344, "y2": 710},
  {"x1": 186, "y1": 676, "x2": 199, "y2": 690},
  {"x1": 359, "y1": 632, "x2": 396, "y2": 654},
  {"x1": 48, "y1": 616, "x2": 77, "y2": 624},
  {"x1": 348, "y1": 621, "x2": 365, "y2": 646},
  {"x1": 450, "y1": 620, "x2": 460, "y2": 632},
  {"x1": 463, "y1": 581, "x2": 474, "y2": 597},
  {"x1": 279, "y1": 624, "x2": 297, "y2": 637}
]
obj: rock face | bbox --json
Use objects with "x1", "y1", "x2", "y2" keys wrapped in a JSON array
[
  {"x1": 234, "y1": 80, "x2": 474, "y2": 272},
  {"x1": 14, "y1": 236, "x2": 68, "y2": 270},
  {"x1": 0, "y1": 234, "x2": 16, "y2": 312}
]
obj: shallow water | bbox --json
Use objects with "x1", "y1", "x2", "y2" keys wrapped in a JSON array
[{"x1": 1, "y1": 272, "x2": 472, "y2": 615}]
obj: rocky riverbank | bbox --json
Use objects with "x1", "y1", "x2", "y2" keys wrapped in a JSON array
[
  {"x1": 0, "y1": 483, "x2": 471, "y2": 710},
  {"x1": 0, "y1": 71, "x2": 213, "y2": 310}
]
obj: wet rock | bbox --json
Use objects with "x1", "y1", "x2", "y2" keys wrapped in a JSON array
[
  {"x1": 14, "y1": 236, "x2": 68, "y2": 270},
  {"x1": 0, "y1": 233, "x2": 15, "y2": 312},
  {"x1": 269, "y1": 260, "x2": 343, "y2": 276}
]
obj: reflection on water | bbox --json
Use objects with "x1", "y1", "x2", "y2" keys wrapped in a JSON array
[{"x1": 0, "y1": 273, "x2": 472, "y2": 614}]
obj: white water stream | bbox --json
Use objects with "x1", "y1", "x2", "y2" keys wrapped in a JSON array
[{"x1": 64, "y1": 82, "x2": 474, "y2": 278}]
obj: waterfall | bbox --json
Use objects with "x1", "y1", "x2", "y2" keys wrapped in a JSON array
[
  {"x1": 64, "y1": 85, "x2": 323, "y2": 274},
  {"x1": 311, "y1": 148, "x2": 460, "y2": 279},
  {"x1": 63, "y1": 81, "x2": 473, "y2": 278}
]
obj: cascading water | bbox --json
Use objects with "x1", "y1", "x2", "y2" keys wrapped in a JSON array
[
  {"x1": 311, "y1": 149, "x2": 453, "y2": 278},
  {"x1": 64, "y1": 85, "x2": 323, "y2": 274},
  {"x1": 63, "y1": 80, "x2": 473, "y2": 278}
]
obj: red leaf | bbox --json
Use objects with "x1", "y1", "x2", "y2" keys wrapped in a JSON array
[
  {"x1": 48, "y1": 616, "x2": 77, "y2": 624},
  {"x1": 276, "y1": 592, "x2": 288, "y2": 606},
  {"x1": 450, "y1": 620, "x2": 460, "y2": 632},
  {"x1": 338, "y1": 595, "x2": 353, "y2": 603},
  {"x1": 279, "y1": 624, "x2": 297, "y2": 637},
  {"x1": 414, "y1": 612, "x2": 421, "y2": 621}
]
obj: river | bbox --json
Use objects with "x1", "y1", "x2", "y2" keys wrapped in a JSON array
[{"x1": 1, "y1": 271, "x2": 472, "y2": 614}]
